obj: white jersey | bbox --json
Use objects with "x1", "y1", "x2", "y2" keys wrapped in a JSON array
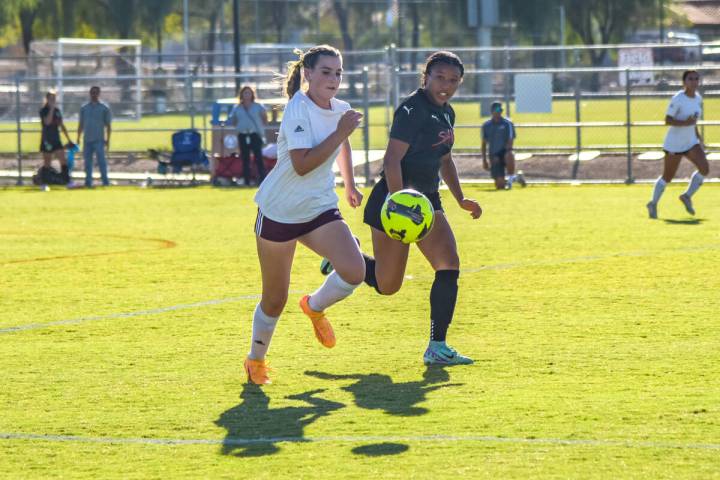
[
  {"x1": 663, "y1": 90, "x2": 702, "y2": 153},
  {"x1": 254, "y1": 91, "x2": 350, "y2": 223}
]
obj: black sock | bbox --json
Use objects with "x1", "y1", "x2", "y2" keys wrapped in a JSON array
[
  {"x1": 430, "y1": 270, "x2": 459, "y2": 342},
  {"x1": 362, "y1": 254, "x2": 381, "y2": 293}
]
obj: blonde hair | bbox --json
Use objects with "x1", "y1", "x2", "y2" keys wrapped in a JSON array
[{"x1": 284, "y1": 45, "x2": 342, "y2": 98}]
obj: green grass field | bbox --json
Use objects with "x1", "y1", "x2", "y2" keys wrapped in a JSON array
[
  {"x1": 3, "y1": 96, "x2": 720, "y2": 154},
  {"x1": 1, "y1": 184, "x2": 719, "y2": 478}
]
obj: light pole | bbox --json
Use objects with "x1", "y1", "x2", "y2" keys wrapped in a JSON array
[
  {"x1": 233, "y1": 0, "x2": 241, "y2": 91},
  {"x1": 558, "y1": 4, "x2": 566, "y2": 68}
]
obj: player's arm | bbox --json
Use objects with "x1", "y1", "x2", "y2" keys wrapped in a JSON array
[
  {"x1": 336, "y1": 139, "x2": 363, "y2": 208},
  {"x1": 665, "y1": 114, "x2": 695, "y2": 127},
  {"x1": 60, "y1": 121, "x2": 72, "y2": 144},
  {"x1": 43, "y1": 103, "x2": 55, "y2": 126},
  {"x1": 440, "y1": 152, "x2": 481, "y2": 219},
  {"x1": 76, "y1": 109, "x2": 84, "y2": 144},
  {"x1": 290, "y1": 110, "x2": 362, "y2": 176},
  {"x1": 383, "y1": 138, "x2": 409, "y2": 193},
  {"x1": 481, "y1": 139, "x2": 489, "y2": 170}
]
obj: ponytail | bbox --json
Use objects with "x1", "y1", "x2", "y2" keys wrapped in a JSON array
[
  {"x1": 283, "y1": 45, "x2": 342, "y2": 98},
  {"x1": 284, "y1": 49, "x2": 305, "y2": 98}
]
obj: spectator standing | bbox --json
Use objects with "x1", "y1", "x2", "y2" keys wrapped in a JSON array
[
  {"x1": 39, "y1": 90, "x2": 73, "y2": 184},
  {"x1": 77, "y1": 86, "x2": 112, "y2": 187},
  {"x1": 481, "y1": 101, "x2": 525, "y2": 190},
  {"x1": 227, "y1": 86, "x2": 269, "y2": 185}
]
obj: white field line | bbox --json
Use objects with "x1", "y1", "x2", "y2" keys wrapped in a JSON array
[
  {"x1": 1, "y1": 432, "x2": 720, "y2": 450},
  {"x1": 3, "y1": 243, "x2": 718, "y2": 335},
  {"x1": 0, "y1": 294, "x2": 261, "y2": 334}
]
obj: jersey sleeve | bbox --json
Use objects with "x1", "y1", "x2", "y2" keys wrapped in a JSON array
[
  {"x1": 281, "y1": 99, "x2": 313, "y2": 150},
  {"x1": 389, "y1": 101, "x2": 425, "y2": 144},
  {"x1": 481, "y1": 122, "x2": 489, "y2": 141},
  {"x1": 665, "y1": 96, "x2": 680, "y2": 118}
]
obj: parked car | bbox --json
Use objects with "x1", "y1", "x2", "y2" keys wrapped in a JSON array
[{"x1": 625, "y1": 30, "x2": 701, "y2": 63}]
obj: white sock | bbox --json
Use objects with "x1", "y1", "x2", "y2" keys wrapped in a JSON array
[
  {"x1": 248, "y1": 303, "x2": 279, "y2": 360},
  {"x1": 308, "y1": 271, "x2": 360, "y2": 312},
  {"x1": 651, "y1": 177, "x2": 666, "y2": 204},
  {"x1": 684, "y1": 171, "x2": 704, "y2": 198}
]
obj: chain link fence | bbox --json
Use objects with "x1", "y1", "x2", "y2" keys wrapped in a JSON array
[{"x1": 1, "y1": 42, "x2": 718, "y2": 184}]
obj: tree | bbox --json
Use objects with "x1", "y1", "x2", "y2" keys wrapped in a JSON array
[
  {"x1": 140, "y1": 0, "x2": 177, "y2": 65},
  {"x1": 561, "y1": 0, "x2": 657, "y2": 65}
]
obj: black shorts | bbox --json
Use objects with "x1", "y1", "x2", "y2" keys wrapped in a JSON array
[
  {"x1": 663, "y1": 147, "x2": 694, "y2": 156},
  {"x1": 40, "y1": 139, "x2": 63, "y2": 153},
  {"x1": 255, "y1": 208, "x2": 343, "y2": 242},
  {"x1": 490, "y1": 149, "x2": 507, "y2": 178},
  {"x1": 363, "y1": 178, "x2": 443, "y2": 232}
]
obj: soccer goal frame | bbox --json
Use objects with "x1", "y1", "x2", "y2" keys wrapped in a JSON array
[{"x1": 55, "y1": 38, "x2": 142, "y2": 119}]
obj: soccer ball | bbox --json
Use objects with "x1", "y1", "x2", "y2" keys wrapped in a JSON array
[{"x1": 380, "y1": 189, "x2": 435, "y2": 244}]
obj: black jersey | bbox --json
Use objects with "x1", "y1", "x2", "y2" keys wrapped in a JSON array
[
  {"x1": 39, "y1": 105, "x2": 63, "y2": 146},
  {"x1": 384, "y1": 88, "x2": 455, "y2": 193}
]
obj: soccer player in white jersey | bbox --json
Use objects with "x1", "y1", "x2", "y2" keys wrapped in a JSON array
[
  {"x1": 244, "y1": 45, "x2": 365, "y2": 384},
  {"x1": 647, "y1": 70, "x2": 710, "y2": 219}
]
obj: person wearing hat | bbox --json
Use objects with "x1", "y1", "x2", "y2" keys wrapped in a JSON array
[{"x1": 481, "y1": 101, "x2": 525, "y2": 189}]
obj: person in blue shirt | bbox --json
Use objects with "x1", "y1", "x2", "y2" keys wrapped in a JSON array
[
  {"x1": 227, "y1": 86, "x2": 269, "y2": 185},
  {"x1": 482, "y1": 101, "x2": 525, "y2": 190}
]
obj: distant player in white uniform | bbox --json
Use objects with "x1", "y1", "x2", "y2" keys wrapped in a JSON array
[
  {"x1": 244, "y1": 45, "x2": 365, "y2": 385},
  {"x1": 647, "y1": 70, "x2": 709, "y2": 219}
]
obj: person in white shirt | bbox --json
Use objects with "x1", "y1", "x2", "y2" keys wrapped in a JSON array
[
  {"x1": 244, "y1": 45, "x2": 365, "y2": 385},
  {"x1": 647, "y1": 70, "x2": 709, "y2": 219}
]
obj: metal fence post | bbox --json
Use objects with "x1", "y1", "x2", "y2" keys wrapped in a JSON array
[
  {"x1": 572, "y1": 75, "x2": 581, "y2": 179},
  {"x1": 503, "y1": 47, "x2": 511, "y2": 116},
  {"x1": 625, "y1": 68, "x2": 634, "y2": 184},
  {"x1": 388, "y1": 44, "x2": 399, "y2": 109},
  {"x1": 362, "y1": 67, "x2": 372, "y2": 187},
  {"x1": 189, "y1": 73, "x2": 195, "y2": 130},
  {"x1": 15, "y1": 75, "x2": 23, "y2": 186}
]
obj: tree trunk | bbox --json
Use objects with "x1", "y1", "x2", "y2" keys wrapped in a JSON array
[
  {"x1": 19, "y1": 7, "x2": 38, "y2": 55},
  {"x1": 332, "y1": 1, "x2": 356, "y2": 97}
]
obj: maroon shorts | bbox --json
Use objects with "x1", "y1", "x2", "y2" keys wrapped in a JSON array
[{"x1": 255, "y1": 208, "x2": 344, "y2": 242}]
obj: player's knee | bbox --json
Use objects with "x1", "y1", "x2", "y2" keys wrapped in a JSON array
[
  {"x1": 335, "y1": 261, "x2": 365, "y2": 286},
  {"x1": 700, "y1": 165, "x2": 710, "y2": 176},
  {"x1": 376, "y1": 279, "x2": 402, "y2": 296},
  {"x1": 261, "y1": 295, "x2": 287, "y2": 317},
  {"x1": 437, "y1": 255, "x2": 460, "y2": 271}
]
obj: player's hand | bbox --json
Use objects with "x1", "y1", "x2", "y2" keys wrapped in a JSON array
[
  {"x1": 336, "y1": 110, "x2": 363, "y2": 137},
  {"x1": 345, "y1": 186, "x2": 363, "y2": 208},
  {"x1": 459, "y1": 198, "x2": 482, "y2": 219}
]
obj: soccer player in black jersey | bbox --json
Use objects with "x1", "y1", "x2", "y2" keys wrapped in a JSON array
[{"x1": 324, "y1": 51, "x2": 481, "y2": 365}]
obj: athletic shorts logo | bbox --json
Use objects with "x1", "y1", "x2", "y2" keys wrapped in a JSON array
[{"x1": 294, "y1": 125, "x2": 305, "y2": 133}]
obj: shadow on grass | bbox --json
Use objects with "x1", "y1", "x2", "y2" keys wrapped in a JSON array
[
  {"x1": 305, "y1": 366, "x2": 461, "y2": 417},
  {"x1": 215, "y1": 384, "x2": 345, "y2": 457},
  {"x1": 352, "y1": 442, "x2": 410, "y2": 456},
  {"x1": 305, "y1": 366, "x2": 461, "y2": 456},
  {"x1": 663, "y1": 218, "x2": 706, "y2": 225}
]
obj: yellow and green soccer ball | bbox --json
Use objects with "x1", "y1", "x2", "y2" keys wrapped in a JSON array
[{"x1": 380, "y1": 189, "x2": 435, "y2": 244}]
